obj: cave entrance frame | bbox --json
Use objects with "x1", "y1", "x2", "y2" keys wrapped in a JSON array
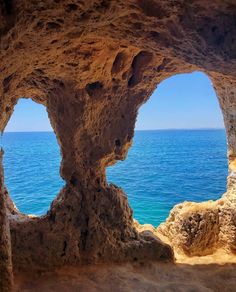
[
  {"x1": 2, "y1": 97, "x2": 64, "y2": 217},
  {"x1": 107, "y1": 70, "x2": 228, "y2": 227},
  {"x1": 0, "y1": 40, "x2": 235, "y2": 272},
  {"x1": 134, "y1": 68, "x2": 235, "y2": 195}
]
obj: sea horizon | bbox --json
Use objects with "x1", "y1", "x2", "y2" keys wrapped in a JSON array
[{"x1": 3, "y1": 127, "x2": 225, "y2": 133}]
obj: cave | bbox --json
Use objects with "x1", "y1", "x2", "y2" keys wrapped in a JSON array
[{"x1": 0, "y1": 1, "x2": 236, "y2": 291}]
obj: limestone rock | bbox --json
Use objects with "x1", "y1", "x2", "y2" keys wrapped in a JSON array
[
  {"x1": 0, "y1": 0, "x2": 235, "y2": 272},
  {"x1": 158, "y1": 201, "x2": 221, "y2": 256},
  {"x1": 0, "y1": 150, "x2": 13, "y2": 291}
]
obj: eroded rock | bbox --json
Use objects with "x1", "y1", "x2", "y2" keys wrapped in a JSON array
[
  {"x1": 0, "y1": 150, "x2": 13, "y2": 291},
  {"x1": 158, "y1": 201, "x2": 221, "y2": 256},
  {"x1": 0, "y1": 0, "x2": 235, "y2": 279}
]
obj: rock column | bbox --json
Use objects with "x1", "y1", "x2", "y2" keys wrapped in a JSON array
[
  {"x1": 212, "y1": 76, "x2": 236, "y2": 194},
  {"x1": 0, "y1": 149, "x2": 13, "y2": 291}
]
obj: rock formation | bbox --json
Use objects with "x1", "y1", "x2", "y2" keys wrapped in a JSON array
[
  {"x1": 0, "y1": 149, "x2": 13, "y2": 291},
  {"x1": 0, "y1": 0, "x2": 236, "y2": 287}
]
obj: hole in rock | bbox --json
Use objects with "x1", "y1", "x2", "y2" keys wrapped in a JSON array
[
  {"x1": 107, "y1": 72, "x2": 228, "y2": 227},
  {"x1": 3, "y1": 98, "x2": 64, "y2": 216}
]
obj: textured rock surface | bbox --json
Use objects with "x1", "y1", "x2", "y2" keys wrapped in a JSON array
[
  {"x1": 0, "y1": 0, "x2": 235, "y2": 279},
  {"x1": 157, "y1": 201, "x2": 221, "y2": 256},
  {"x1": 13, "y1": 261, "x2": 236, "y2": 292},
  {"x1": 0, "y1": 150, "x2": 13, "y2": 291}
]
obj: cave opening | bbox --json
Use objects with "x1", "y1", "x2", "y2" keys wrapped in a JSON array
[
  {"x1": 107, "y1": 71, "x2": 228, "y2": 227},
  {"x1": 2, "y1": 98, "x2": 64, "y2": 216}
]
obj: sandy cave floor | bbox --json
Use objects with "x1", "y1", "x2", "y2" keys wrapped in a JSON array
[{"x1": 14, "y1": 252, "x2": 236, "y2": 292}]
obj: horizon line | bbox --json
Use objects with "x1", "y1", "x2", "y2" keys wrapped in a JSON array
[{"x1": 3, "y1": 127, "x2": 225, "y2": 133}]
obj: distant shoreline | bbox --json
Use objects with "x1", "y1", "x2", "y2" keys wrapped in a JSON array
[
  {"x1": 3, "y1": 128, "x2": 225, "y2": 133},
  {"x1": 135, "y1": 128, "x2": 225, "y2": 131}
]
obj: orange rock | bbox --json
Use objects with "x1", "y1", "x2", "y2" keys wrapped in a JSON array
[{"x1": 0, "y1": 0, "x2": 235, "y2": 275}]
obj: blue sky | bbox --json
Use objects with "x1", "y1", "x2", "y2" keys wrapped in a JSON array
[
  {"x1": 136, "y1": 71, "x2": 224, "y2": 130},
  {"x1": 5, "y1": 99, "x2": 51, "y2": 132},
  {"x1": 5, "y1": 71, "x2": 224, "y2": 132}
]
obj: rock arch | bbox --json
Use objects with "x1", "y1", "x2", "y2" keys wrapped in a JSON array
[
  {"x1": 107, "y1": 71, "x2": 227, "y2": 227},
  {"x1": 0, "y1": 0, "x2": 236, "y2": 290}
]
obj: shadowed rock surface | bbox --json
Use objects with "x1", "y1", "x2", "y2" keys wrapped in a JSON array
[
  {"x1": 0, "y1": 0, "x2": 236, "y2": 290},
  {"x1": 0, "y1": 150, "x2": 13, "y2": 291},
  {"x1": 13, "y1": 261, "x2": 236, "y2": 292}
]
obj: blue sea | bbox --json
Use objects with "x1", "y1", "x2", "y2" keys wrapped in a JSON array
[{"x1": 2, "y1": 130, "x2": 228, "y2": 227}]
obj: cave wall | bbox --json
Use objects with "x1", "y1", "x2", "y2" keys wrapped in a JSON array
[
  {"x1": 0, "y1": 0, "x2": 236, "y2": 289},
  {"x1": 0, "y1": 150, "x2": 13, "y2": 292}
]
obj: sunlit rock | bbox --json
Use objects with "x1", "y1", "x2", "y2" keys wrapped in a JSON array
[{"x1": 0, "y1": 0, "x2": 235, "y2": 282}]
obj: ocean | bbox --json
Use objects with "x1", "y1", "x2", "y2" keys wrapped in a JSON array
[{"x1": 2, "y1": 130, "x2": 227, "y2": 227}]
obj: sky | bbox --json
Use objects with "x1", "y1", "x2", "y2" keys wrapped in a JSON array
[
  {"x1": 136, "y1": 71, "x2": 224, "y2": 130},
  {"x1": 5, "y1": 71, "x2": 224, "y2": 132}
]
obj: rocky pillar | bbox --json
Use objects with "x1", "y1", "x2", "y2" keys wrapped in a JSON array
[
  {"x1": 211, "y1": 75, "x2": 236, "y2": 195},
  {"x1": 0, "y1": 149, "x2": 14, "y2": 291},
  {"x1": 43, "y1": 79, "x2": 174, "y2": 265},
  {"x1": 210, "y1": 76, "x2": 236, "y2": 252}
]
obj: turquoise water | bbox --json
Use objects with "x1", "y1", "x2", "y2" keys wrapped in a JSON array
[{"x1": 2, "y1": 130, "x2": 228, "y2": 227}]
